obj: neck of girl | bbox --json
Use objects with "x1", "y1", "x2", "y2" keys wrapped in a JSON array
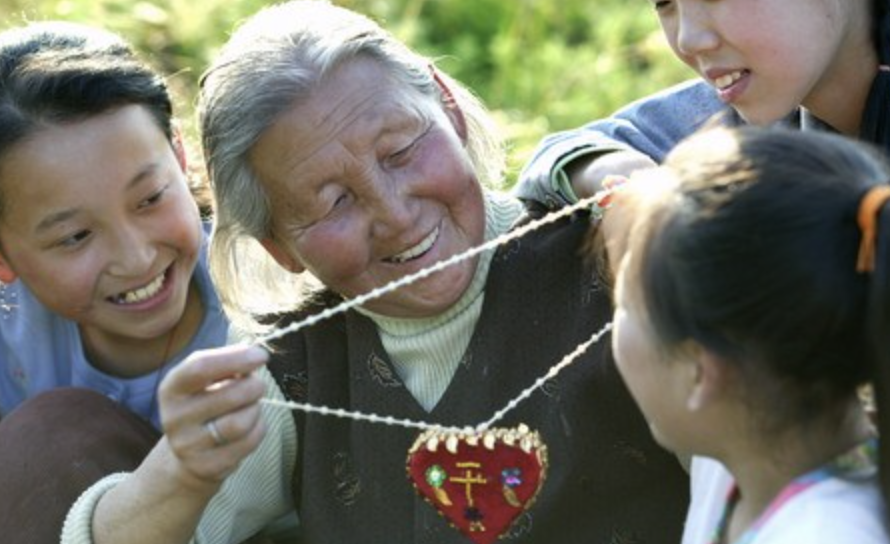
[
  {"x1": 806, "y1": 12, "x2": 879, "y2": 137},
  {"x1": 720, "y1": 396, "x2": 873, "y2": 542}
]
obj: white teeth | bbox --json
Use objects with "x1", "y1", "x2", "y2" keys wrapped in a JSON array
[
  {"x1": 714, "y1": 71, "x2": 744, "y2": 89},
  {"x1": 118, "y1": 273, "x2": 165, "y2": 304},
  {"x1": 388, "y1": 227, "x2": 439, "y2": 263}
]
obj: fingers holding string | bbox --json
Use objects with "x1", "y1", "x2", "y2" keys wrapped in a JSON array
[{"x1": 158, "y1": 343, "x2": 269, "y2": 481}]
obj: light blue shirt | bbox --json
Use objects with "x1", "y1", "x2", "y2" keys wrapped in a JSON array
[{"x1": 0, "y1": 224, "x2": 228, "y2": 429}]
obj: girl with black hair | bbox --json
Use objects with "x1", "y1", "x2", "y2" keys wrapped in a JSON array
[
  {"x1": 0, "y1": 21, "x2": 232, "y2": 543},
  {"x1": 612, "y1": 126, "x2": 890, "y2": 544},
  {"x1": 516, "y1": 0, "x2": 890, "y2": 207}
]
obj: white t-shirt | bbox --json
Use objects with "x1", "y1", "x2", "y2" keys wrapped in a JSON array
[{"x1": 682, "y1": 451, "x2": 889, "y2": 544}]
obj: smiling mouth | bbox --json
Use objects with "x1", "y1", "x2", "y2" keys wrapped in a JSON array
[
  {"x1": 385, "y1": 227, "x2": 440, "y2": 264},
  {"x1": 109, "y1": 270, "x2": 167, "y2": 304},
  {"x1": 713, "y1": 70, "x2": 748, "y2": 90}
]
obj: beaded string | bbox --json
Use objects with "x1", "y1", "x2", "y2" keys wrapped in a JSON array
[
  {"x1": 261, "y1": 321, "x2": 612, "y2": 434},
  {"x1": 258, "y1": 190, "x2": 618, "y2": 433},
  {"x1": 257, "y1": 194, "x2": 602, "y2": 345}
]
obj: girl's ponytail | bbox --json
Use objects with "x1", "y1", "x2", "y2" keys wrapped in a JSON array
[{"x1": 864, "y1": 191, "x2": 890, "y2": 515}]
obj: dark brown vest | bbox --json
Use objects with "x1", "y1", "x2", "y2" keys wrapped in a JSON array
[{"x1": 268, "y1": 213, "x2": 689, "y2": 543}]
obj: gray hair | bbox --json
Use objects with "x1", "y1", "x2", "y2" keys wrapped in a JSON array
[{"x1": 199, "y1": 0, "x2": 504, "y2": 332}]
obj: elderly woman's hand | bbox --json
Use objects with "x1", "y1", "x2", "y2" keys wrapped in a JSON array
[{"x1": 158, "y1": 344, "x2": 269, "y2": 489}]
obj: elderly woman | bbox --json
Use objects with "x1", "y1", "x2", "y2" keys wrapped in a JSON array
[{"x1": 62, "y1": 2, "x2": 688, "y2": 543}]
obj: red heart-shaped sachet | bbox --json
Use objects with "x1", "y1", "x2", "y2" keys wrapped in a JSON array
[{"x1": 406, "y1": 424, "x2": 548, "y2": 544}]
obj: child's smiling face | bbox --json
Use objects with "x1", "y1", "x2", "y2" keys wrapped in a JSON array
[
  {"x1": 652, "y1": 0, "x2": 873, "y2": 130},
  {"x1": 0, "y1": 104, "x2": 203, "y2": 346}
]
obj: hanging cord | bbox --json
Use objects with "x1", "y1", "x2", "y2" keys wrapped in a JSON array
[
  {"x1": 257, "y1": 191, "x2": 618, "y2": 431},
  {"x1": 261, "y1": 321, "x2": 612, "y2": 433},
  {"x1": 256, "y1": 194, "x2": 602, "y2": 346}
]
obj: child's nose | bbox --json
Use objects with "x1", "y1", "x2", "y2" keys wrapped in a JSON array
[
  {"x1": 106, "y1": 225, "x2": 157, "y2": 276},
  {"x1": 675, "y1": 5, "x2": 720, "y2": 57}
]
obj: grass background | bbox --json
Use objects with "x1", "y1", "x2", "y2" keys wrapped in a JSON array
[{"x1": 0, "y1": 0, "x2": 695, "y2": 184}]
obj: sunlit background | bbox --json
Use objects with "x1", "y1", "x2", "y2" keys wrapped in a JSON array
[{"x1": 0, "y1": 0, "x2": 694, "y2": 184}]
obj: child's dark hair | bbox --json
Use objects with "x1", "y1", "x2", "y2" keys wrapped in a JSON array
[
  {"x1": 874, "y1": 0, "x2": 890, "y2": 63},
  {"x1": 628, "y1": 126, "x2": 890, "y2": 501},
  {"x1": 0, "y1": 21, "x2": 209, "y2": 215}
]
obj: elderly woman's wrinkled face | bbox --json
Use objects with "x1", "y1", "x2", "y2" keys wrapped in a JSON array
[{"x1": 250, "y1": 57, "x2": 486, "y2": 318}]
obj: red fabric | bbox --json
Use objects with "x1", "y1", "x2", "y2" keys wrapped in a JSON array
[{"x1": 406, "y1": 429, "x2": 547, "y2": 544}]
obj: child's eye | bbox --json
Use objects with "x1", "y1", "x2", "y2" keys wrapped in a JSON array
[
  {"x1": 57, "y1": 229, "x2": 92, "y2": 248},
  {"x1": 654, "y1": 0, "x2": 672, "y2": 11},
  {"x1": 139, "y1": 185, "x2": 169, "y2": 209}
]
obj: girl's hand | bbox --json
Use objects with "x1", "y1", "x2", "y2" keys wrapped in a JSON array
[
  {"x1": 585, "y1": 168, "x2": 656, "y2": 291},
  {"x1": 567, "y1": 149, "x2": 656, "y2": 199},
  {"x1": 158, "y1": 344, "x2": 269, "y2": 489},
  {"x1": 600, "y1": 180, "x2": 642, "y2": 281}
]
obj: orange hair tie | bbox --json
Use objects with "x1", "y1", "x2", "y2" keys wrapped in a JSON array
[{"x1": 856, "y1": 186, "x2": 890, "y2": 273}]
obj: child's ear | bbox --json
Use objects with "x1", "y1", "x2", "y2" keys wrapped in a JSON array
[
  {"x1": 260, "y1": 237, "x2": 305, "y2": 274},
  {"x1": 685, "y1": 346, "x2": 733, "y2": 412},
  {"x1": 430, "y1": 66, "x2": 468, "y2": 143},
  {"x1": 171, "y1": 125, "x2": 188, "y2": 172},
  {"x1": 0, "y1": 252, "x2": 18, "y2": 284}
]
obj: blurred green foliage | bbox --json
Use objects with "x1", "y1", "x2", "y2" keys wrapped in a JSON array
[{"x1": 0, "y1": 0, "x2": 694, "y2": 183}]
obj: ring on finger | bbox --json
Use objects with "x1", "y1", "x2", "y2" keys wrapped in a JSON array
[{"x1": 204, "y1": 419, "x2": 227, "y2": 447}]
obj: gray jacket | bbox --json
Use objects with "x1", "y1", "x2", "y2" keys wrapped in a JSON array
[{"x1": 512, "y1": 78, "x2": 735, "y2": 208}]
